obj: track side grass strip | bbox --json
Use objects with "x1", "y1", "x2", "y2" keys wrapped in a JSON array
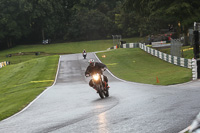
[
  {"x1": 0, "y1": 37, "x2": 143, "y2": 63},
  {"x1": 0, "y1": 55, "x2": 59, "y2": 121},
  {"x1": 97, "y1": 48, "x2": 192, "y2": 85}
]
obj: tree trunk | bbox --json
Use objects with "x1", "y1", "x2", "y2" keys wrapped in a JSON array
[
  {"x1": 140, "y1": 30, "x2": 143, "y2": 37},
  {"x1": 42, "y1": 29, "x2": 45, "y2": 40},
  {"x1": 7, "y1": 38, "x2": 12, "y2": 48}
]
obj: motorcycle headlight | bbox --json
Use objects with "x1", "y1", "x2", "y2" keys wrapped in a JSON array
[{"x1": 93, "y1": 74, "x2": 99, "y2": 81}]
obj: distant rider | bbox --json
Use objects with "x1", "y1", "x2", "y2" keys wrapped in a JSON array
[
  {"x1": 85, "y1": 59, "x2": 109, "y2": 91},
  {"x1": 82, "y1": 49, "x2": 87, "y2": 59}
]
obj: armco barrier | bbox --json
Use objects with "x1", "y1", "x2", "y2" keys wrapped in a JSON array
[
  {"x1": 138, "y1": 43, "x2": 192, "y2": 69},
  {"x1": 107, "y1": 43, "x2": 139, "y2": 50},
  {"x1": 108, "y1": 43, "x2": 197, "y2": 80},
  {"x1": 0, "y1": 61, "x2": 10, "y2": 69}
]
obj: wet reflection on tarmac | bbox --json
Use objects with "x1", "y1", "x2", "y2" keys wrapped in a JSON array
[{"x1": 98, "y1": 112, "x2": 109, "y2": 133}]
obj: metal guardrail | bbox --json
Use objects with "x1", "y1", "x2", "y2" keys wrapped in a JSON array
[{"x1": 139, "y1": 43, "x2": 192, "y2": 69}]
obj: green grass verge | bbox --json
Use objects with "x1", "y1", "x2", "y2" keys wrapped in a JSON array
[
  {"x1": 0, "y1": 40, "x2": 113, "y2": 64},
  {"x1": 0, "y1": 38, "x2": 143, "y2": 63},
  {"x1": 0, "y1": 55, "x2": 59, "y2": 120},
  {"x1": 0, "y1": 38, "x2": 143, "y2": 64},
  {"x1": 96, "y1": 48, "x2": 192, "y2": 85}
]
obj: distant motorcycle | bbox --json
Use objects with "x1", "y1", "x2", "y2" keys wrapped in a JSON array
[
  {"x1": 83, "y1": 52, "x2": 87, "y2": 59},
  {"x1": 91, "y1": 73, "x2": 109, "y2": 99}
]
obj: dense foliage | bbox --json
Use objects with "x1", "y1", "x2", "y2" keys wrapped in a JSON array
[
  {"x1": 123, "y1": 0, "x2": 200, "y2": 44},
  {"x1": 1, "y1": 0, "x2": 200, "y2": 49},
  {"x1": 0, "y1": 0, "x2": 129, "y2": 49}
]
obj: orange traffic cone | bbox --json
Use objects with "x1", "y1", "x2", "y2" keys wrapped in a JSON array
[{"x1": 156, "y1": 77, "x2": 160, "y2": 83}]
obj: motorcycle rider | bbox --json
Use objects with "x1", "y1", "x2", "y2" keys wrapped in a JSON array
[
  {"x1": 85, "y1": 59, "x2": 109, "y2": 91},
  {"x1": 82, "y1": 49, "x2": 87, "y2": 59}
]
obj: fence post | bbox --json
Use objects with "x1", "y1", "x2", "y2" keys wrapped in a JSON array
[
  {"x1": 192, "y1": 58, "x2": 197, "y2": 80},
  {"x1": 193, "y1": 22, "x2": 200, "y2": 78}
]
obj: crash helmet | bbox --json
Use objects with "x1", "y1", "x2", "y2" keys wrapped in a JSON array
[{"x1": 88, "y1": 59, "x2": 95, "y2": 67}]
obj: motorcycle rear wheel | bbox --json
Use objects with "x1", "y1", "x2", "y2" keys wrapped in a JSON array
[
  {"x1": 97, "y1": 85, "x2": 104, "y2": 99},
  {"x1": 104, "y1": 89, "x2": 109, "y2": 97}
]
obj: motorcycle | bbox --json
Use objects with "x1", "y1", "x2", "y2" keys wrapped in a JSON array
[
  {"x1": 92, "y1": 73, "x2": 109, "y2": 99},
  {"x1": 83, "y1": 52, "x2": 87, "y2": 59}
]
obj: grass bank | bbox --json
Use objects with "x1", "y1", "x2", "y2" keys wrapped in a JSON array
[
  {"x1": 0, "y1": 40, "x2": 113, "y2": 64},
  {"x1": 0, "y1": 55, "x2": 59, "y2": 120},
  {"x1": 0, "y1": 37, "x2": 142, "y2": 64},
  {"x1": 97, "y1": 48, "x2": 192, "y2": 85}
]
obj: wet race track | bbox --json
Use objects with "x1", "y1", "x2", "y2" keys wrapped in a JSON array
[{"x1": 0, "y1": 53, "x2": 200, "y2": 133}]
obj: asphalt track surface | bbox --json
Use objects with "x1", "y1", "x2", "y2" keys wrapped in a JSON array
[{"x1": 0, "y1": 52, "x2": 200, "y2": 133}]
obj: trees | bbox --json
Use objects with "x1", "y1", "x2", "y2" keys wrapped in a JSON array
[
  {"x1": 0, "y1": 0, "x2": 125, "y2": 49},
  {"x1": 65, "y1": 5, "x2": 114, "y2": 41},
  {"x1": 22, "y1": 0, "x2": 76, "y2": 43},
  {"x1": 152, "y1": 0, "x2": 200, "y2": 45},
  {"x1": 1, "y1": 0, "x2": 200, "y2": 49},
  {"x1": 123, "y1": 0, "x2": 153, "y2": 36},
  {"x1": 0, "y1": 0, "x2": 32, "y2": 48},
  {"x1": 65, "y1": 0, "x2": 120, "y2": 41},
  {"x1": 123, "y1": 0, "x2": 200, "y2": 43},
  {"x1": 0, "y1": 0, "x2": 79, "y2": 48}
]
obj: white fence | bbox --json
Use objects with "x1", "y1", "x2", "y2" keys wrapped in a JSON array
[
  {"x1": 108, "y1": 43, "x2": 197, "y2": 80},
  {"x1": 139, "y1": 43, "x2": 192, "y2": 69}
]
